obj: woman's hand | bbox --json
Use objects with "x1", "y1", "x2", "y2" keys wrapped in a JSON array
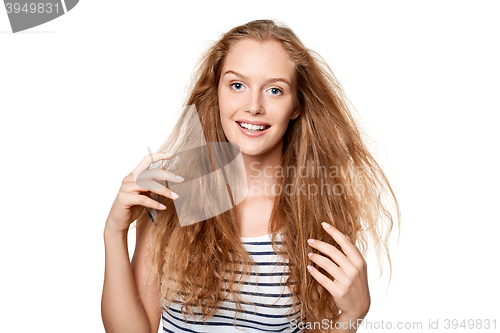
[
  {"x1": 306, "y1": 222, "x2": 370, "y2": 321},
  {"x1": 104, "y1": 151, "x2": 184, "y2": 235}
]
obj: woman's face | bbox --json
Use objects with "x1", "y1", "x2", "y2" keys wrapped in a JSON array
[{"x1": 218, "y1": 39, "x2": 299, "y2": 158}]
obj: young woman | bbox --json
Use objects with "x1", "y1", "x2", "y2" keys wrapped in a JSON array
[{"x1": 101, "y1": 19, "x2": 400, "y2": 333}]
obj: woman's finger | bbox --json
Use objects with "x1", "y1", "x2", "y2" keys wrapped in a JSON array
[
  {"x1": 307, "y1": 251, "x2": 350, "y2": 285},
  {"x1": 307, "y1": 238, "x2": 352, "y2": 270},
  {"x1": 118, "y1": 191, "x2": 168, "y2": 211},
  {"x1": 321, "y1": 222, "x2": 365, "y2": 268},
  {"x1": 122, "y1": 178, "x2": 180, "y2": 200},
  {"x1": 135, "y1": 169, "x2": 185, "y2": 191},
  {"x1": 306, "y1": 265, "x2": 343, "y2": 299},
  {"x1": 131, "y1": 151, "x2": 174, "y2": 181}
]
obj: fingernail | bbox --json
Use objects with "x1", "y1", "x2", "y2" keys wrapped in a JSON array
[
  {"x1": 308, "y1": 252, "x2": 313, "y2": 258},
  {"x1": 159, "y1": 204, "x2": 167, "y2": 209},
  {"x1": 171, "y1": 192, "x2": 179, "y2": 199},
  {"x1": 322, "y1": 222, "x2": 331, "y2": 229},
  {"x1": 307, "y1": 265, "x2": 313, "y2": 272},
  {"x1": 176, "y1": 175, "x2": 185, "y2": 181},
  {"x1": 164, "y1": 152, "x2": 174, "y2": 157},
  {"x1": 307, "y1": 239, "x2": 315, "y2": 244}
]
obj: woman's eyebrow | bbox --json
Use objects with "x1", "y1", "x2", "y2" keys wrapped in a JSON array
[{"x1": 223, "y1": 70, "x2": 291, "y2": 86}]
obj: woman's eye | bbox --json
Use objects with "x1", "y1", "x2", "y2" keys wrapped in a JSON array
[
  {"x1": 230, "y1": 82, "x2": 244, "y2": 90},
  {"x1": 269, "y1": 87, "x2": 282, "y2": 96},
  {"x1": 229, "y1": 83, "x2": 282, "y2": 95}
]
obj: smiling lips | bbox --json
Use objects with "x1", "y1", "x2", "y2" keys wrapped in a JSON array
[{"x1": 235, "y1": 120, "x2": 271, "y2": 138}]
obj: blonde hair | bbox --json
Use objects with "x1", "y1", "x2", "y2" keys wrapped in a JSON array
[{"x1": 143, "y1": 19, "x2": 400, "y2": 329}]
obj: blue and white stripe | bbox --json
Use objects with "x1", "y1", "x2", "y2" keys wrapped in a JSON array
[{"x1": 161, "y1": 233, "x2": 303, "y2": 333}]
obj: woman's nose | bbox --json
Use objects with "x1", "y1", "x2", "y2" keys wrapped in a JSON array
[{"x1": 245, "y1": 90, "x2": 265, "y2": 115}]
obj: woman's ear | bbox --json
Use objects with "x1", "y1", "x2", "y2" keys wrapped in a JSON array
[{"x1": 290, "y1": 89, "x2": 301, "y2": 120}]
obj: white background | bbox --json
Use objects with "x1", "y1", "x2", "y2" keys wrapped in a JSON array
[{"x1": 1, "y1": 1, "x2": 499, "y2": 332}]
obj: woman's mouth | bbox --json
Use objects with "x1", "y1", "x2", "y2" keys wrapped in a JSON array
[{"x1": 235, "y1": 121, "x2": 271, "y2": 137}]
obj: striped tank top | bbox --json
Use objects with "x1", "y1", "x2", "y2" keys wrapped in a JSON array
[{"x1": 145, "y1": 208, "x2": 304, "y2": 333}]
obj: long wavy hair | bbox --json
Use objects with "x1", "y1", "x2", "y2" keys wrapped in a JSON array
[{"x1": 141, "y1": 19, "x2": 400, "y2": 329}]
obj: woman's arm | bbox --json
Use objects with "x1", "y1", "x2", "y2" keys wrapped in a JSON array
[
  {"x1": 101, "y1": 211, "x2": 160, "y2": 333},
  {"x1": 131, "y1": 211, "x2": 163, "y2": 332}
]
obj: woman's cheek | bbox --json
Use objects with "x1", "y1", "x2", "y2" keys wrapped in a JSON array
[{"x1": 221, "y1": 118, "x2": 233, "y2": 140}]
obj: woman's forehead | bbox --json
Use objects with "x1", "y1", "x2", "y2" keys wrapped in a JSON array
[{"x1": 222, "y1": 39, "x2": 296, "y2": 83}]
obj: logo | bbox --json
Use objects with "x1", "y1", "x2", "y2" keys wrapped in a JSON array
[
  {"x1": 137, "y1": 105, "x2": 249, "y2": 227},
  {"x1": 3, "y1": 0, "x2": 79, "y2": 33}
]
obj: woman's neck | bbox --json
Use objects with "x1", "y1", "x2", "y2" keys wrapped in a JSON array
[{"x1": 237, "y1": 140, "x2": 283, "y2": 237}]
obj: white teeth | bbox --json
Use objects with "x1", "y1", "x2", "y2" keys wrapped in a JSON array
[{"x1": 239, "y1": 122, "x2": 267, "y2": 131}]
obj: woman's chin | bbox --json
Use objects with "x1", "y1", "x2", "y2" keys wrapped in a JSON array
[
  {"x1": 238, "y1": 146, "x2": 271, "y2": 158},
  {"x1": 240, "y1": 149, "x2": 263, "y2": 157},
  {"x1": 237, "y1": 141, "x2": 282, "y2": 159}
]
